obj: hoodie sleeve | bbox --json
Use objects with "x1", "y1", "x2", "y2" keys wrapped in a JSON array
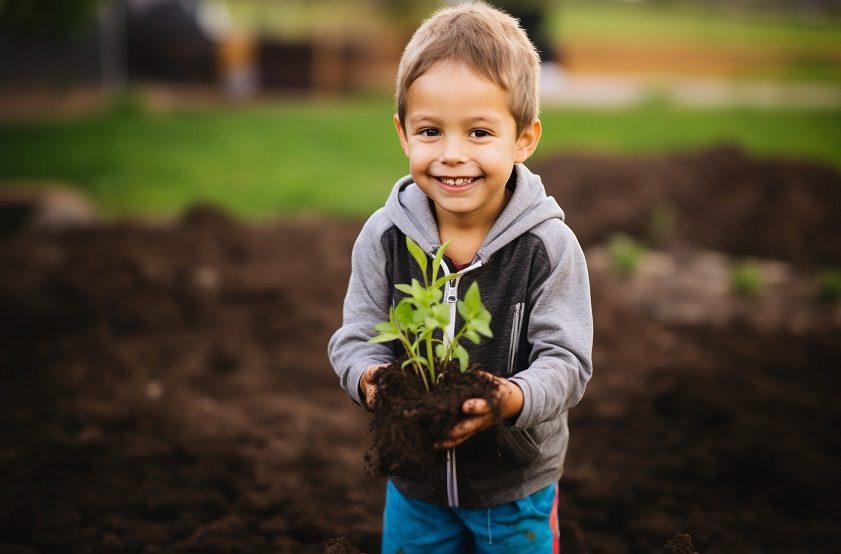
[
  {"x1": 508, "y1": 221, "x2": 593, "y2": 428},
  {"x1": 327, "y1": 210, "x2": 396, "y2": 407}
]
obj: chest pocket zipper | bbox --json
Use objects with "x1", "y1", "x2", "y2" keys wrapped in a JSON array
[{"x1": 506, "y1": 302, "x2": 524, "y2": 376}]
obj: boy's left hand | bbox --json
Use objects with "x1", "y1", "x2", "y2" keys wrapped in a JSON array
[{"x1": 435, "y1": 373, "x2": 524, "y2": 449}]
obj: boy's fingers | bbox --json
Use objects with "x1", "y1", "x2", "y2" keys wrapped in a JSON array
[
  {"x1": 462, "y1": 398, "x2": 490, "y2": 414},
  {"x1": 436, "y1": 413, "x2": 495, "y2": 448},
  {"x1": 359, "y1": 363, "x2": 388, "y2": 410}
]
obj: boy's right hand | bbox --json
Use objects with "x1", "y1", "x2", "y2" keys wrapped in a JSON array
[{"x1": 359, "y1": 364, "x2": 386, "y2": 410}]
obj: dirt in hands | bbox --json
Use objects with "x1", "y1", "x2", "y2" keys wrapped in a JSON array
[{"x1": 367, "y1": 361, "x2": 499, "y2": 477}]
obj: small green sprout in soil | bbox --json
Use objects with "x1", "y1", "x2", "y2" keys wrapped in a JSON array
[
  {"x1": 608, "y1": 233, "x2": 645, "y2": 278},
  {"x1": 817, "y1": 268, "x2": 841, "y2": 303},
  {"x1": 369, "y1": 236, "x2": 493, "y2": 391},
  {"x1": 731, "y1": 259, "x2": 764, "y2": 298}
]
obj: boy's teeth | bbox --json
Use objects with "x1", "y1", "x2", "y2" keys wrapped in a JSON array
[{"x1": 442, "y1": 177, "x2": 474, "y2": 186}]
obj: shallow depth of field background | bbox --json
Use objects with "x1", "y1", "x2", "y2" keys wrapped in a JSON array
[
  {"x1": 2, "y1": 0, "x2": 840, "y2": 218},
  {"x1": 1, "y1": 1, "x2": 840, "y2": 553}
]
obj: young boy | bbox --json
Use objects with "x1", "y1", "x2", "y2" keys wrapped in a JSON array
[{"x1": 328, "y1": 2, "x2": 593, "y2": 552}]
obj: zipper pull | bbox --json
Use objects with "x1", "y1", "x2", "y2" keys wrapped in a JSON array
[{"x1": 445, "y1": 277, "x2": 459, "y2": 303}]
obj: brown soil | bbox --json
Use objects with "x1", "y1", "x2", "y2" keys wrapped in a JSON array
[
  {"x1": 1, "y1": 146, "x2": 840, "y2": 553},
  {"x1": 368, "y1": 361, "x2": 498, "y2": 477},
  {"x1": 531, "y1": 144, "x2": 841, "y2": 264}
]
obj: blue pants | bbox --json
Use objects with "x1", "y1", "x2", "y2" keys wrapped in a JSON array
[{"x1": 381, "y1": 480, "x2": 560, "y2": 553}]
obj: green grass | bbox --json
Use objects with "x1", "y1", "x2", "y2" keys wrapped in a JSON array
[
  {"x1": 1, "y1": 98, "x2": 840, "y2": 219},
  {"x1": 555, "y1": 1, "x2": 841, "y2": 47},
  {"x1": 0, "y1": 98, "x2": 406, "y2": 218},
  {"x1": 538, "y1": 101, "x2": 841, "y2": 165}
]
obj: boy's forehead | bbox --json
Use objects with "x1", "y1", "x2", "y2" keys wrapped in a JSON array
[
  {"x1": 420, "y1": 58, "x2": 492, "y2": 85},
  {"x1": 404, "y1": 59, "x2": 515, "y2": 122}
]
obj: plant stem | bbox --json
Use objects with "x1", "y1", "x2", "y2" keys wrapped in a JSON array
[
  {"x1": 425, "y1": 333, "x2": 436, "y2": 385},
  {"x1": 416, "y1": 363, "x2": 430, "y2": 392},
  {"x1": 443, "y1": 328, "x2": 465, "y2": 365}
]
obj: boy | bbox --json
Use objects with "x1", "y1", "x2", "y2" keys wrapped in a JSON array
[{"x1": 328, "y1": 2, "x2": 592, "y2": 552}]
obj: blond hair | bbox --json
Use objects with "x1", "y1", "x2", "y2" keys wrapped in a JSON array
[{"x1": 395, "y1": 1, "x2": 541, "y2": 135}]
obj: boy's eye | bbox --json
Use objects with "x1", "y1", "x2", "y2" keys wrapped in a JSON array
[
  {"x1": 418, "y1": 128, "x2": 440, "y2": 137},
  {"x1": 469, "y1": 129, "x2": 491, "y2": 138}
]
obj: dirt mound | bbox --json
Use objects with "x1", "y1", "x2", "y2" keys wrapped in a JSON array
[
  {"x1": 1, "y1": 148, "x2": 840, "y2": 552},
  {"x1": 533, "y1": 145, "x2": 841, "y2": 264}
]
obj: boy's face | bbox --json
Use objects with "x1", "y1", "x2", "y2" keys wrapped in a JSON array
[{"x1": 395, "y1": 59, "x2": 541, "y2": 226}]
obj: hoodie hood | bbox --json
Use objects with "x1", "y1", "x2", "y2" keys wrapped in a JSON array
[{"x1": 384, "y1": 164, "x2": 565, "y2": 263}]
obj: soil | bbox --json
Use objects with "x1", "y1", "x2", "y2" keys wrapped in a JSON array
[
  {"x1": 368, "y1": 361, "x2": 498, "y2": 477},
  {"x1": 1, "y1": 146, "x2": 840, "y2": 553}
]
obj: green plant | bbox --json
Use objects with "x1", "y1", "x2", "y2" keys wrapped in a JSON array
[
  {"x1": 817, "y1": 268, "x2": 841, "y2": 303},
  {"x1": 608, "y1": 233, "x2": 645, "y2": 278},
  {"x1": 369, "y1": 237, "x2": 493, "y2": 392},
  {"x1": 731, "y1": 260, "x2": 764, "y2": 298}
]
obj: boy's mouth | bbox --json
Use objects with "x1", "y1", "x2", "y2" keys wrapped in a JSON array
[{"x1": 436, "y1": 176, "x2": 477, "y2": 187}]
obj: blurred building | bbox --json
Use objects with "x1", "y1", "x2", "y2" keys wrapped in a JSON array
[{"x1": 0, "y1": 0, "x2": 394, "y2": 96}]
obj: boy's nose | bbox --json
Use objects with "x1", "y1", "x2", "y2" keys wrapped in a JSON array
[{"x1": 439, "y1": 137, "x2": 467, "y2": 165}]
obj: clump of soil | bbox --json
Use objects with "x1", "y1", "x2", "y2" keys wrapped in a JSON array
[
  {"x1": 368, "y1": 361, "x2": 499, "y2": 476},
  {"x1": 323, "y1": 536, "x2": 361, "y2": 554},
  {"x1": 661, "y1": 533, "x2": 699, "y2": 554}
]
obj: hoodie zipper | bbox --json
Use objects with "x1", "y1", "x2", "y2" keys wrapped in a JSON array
[
  {"x1": 507, "y1": 302, "x2": 524, "y2": 376},
  {"x1": 437, "y1": 255, "x2": 482, "y2": 508}
]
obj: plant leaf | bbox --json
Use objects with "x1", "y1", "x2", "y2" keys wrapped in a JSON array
[
  {"x1": 432, "y1": 272, "x2": 460, "y2": 291},
  {"x1": 431, "y1": 240, "x2": 450, "y2": 283},
  {"x1": 369, "y1": 333, "x2": 401, "y2": 343},
  {"x1": 464, "y1": 281, "x2": 481, "y2": 309},
  {"x1": 395, "y1": 283, "x2": 414, "y2": 295},
  {"x1": 464, "y1": 329, "x2": 481, "y2": 344},
  {"x1": 435, "y1": 342, "x2": 448, "y2": 360},
  {"x1": 472, "y1": 318, "x2": 493, "y2": 338},
  {"x1": 453, "y1": 344, "x2": 469, "y2": 372},
  {"x1": 406, "y1": 237, "x2": 428, "y2": 283},
  {"x1": 373, "y1": 320, "x2": 395, "y2": 333},
  {"x1": 430, "y1": 303, "x2": 450, "y2": 328}
]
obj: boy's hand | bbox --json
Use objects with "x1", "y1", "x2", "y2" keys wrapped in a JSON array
[
  {"x1": 359, "y1": 364, "x2": 387, "y2": 410},
  {"x1": 436, "y1": 373, "x2": 524, "y2": 449}
]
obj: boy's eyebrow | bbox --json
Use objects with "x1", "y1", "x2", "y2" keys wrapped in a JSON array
[{"x1": 407, "y1": 114, "x2": 504, "y2": 126}]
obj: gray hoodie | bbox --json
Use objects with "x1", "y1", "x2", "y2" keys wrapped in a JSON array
[{"x1": 328, "y1": 164, "x2": 593, "y2": 508}]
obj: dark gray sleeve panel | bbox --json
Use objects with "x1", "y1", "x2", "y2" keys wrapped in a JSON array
[{"x1": 509, "y1": 219, "x2": 593, "y2": 428}]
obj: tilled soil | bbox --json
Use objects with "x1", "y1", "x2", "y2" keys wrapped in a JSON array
[{"x1": 1, "y1": 147, "x2": 840, "y2": 553}]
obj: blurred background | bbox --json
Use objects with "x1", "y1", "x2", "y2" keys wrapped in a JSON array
[
  {"x1": 1, "y1": 2, "x2": 841, "y2": 553},
  {"x1": 0, "y1": 0, "x2": 840, "y2": 218}
]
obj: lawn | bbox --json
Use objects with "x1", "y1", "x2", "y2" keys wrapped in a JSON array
[
  {"x1": 554, "y1": 1, "x2": 841, "y2": 49},
  {"x1": 1, "y1": 97, "x2": 840, "y2": 219}
]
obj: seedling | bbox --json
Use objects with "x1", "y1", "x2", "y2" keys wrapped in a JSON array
[
  {"x1": 731, "y1": 260, "x2": 764, "y2": 298},
  {"x1": 817, "y1": 269, "x2": 841, "y2": 303},
  {"x1": 369, "y1": 237, "x2": 493, "y2": 391},
  {"x1": 608, "y1": 233, "x2": 645, "y2": 278}
]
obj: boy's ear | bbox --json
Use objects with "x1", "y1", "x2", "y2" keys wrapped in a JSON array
[
  {"x1": 514, "y1": 119, "x2": 542, "y2": 164},
  {"x1": 394, "y1": 113, "x2": 409, "y2": 158}
]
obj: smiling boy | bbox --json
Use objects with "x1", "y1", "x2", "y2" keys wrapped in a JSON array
[{"x1": 328, "y1": 2, "x2": 593, "y2": 552}]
